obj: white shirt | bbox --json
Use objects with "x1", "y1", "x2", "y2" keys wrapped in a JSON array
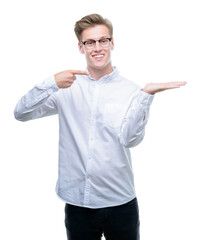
[{"x1": 14, "y1": 67, "x2": 154, "y2": 208}]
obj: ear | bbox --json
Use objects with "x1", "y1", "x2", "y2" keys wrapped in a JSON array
[
  {"x1": 111, "y1": 37, "x2": 114, "y2": 50},
  {"x1": 78, "y1": 42, "x2": 84, "y2": 54}
]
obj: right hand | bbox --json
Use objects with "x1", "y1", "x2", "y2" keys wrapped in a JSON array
[{"x1": 54, "y1": 70, "x2": 89, "y2": 88}]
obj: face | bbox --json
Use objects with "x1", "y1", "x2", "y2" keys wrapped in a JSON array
[{"x1": 78, "y1": 25, "x2": 114, "y2": 73}]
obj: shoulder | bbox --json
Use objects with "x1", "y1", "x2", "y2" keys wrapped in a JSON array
[{"x1": 117, "y1": 74, "x2": 141, "y2": 90}]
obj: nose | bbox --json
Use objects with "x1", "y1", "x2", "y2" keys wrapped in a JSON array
[{"x1": 94, "y1": 41, "x2": 102, "y2": 51}]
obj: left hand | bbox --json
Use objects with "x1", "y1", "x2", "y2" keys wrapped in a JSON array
[{"x1": 143, "y1": 81, "x2": 187, "y2": 95}]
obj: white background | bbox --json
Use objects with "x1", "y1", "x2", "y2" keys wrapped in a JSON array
[{"x1": 0, "y1": 0, "x2": 200, "y2": 239}]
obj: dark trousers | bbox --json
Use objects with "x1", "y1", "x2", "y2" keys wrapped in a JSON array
[{"x1": 64, "y1": 198, "x2": 140, "y2": 240}]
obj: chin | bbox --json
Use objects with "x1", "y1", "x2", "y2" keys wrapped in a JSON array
[
  {"x1": 91, "y1": 61, "x2": 110, "y2": 70},
  {"x1": 94, "y1": 64, "x2": 106, "y2": 70}
]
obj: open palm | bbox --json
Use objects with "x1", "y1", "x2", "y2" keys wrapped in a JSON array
[{"x1": 143, "y1": 81, "x2": 187, "y2": 95}]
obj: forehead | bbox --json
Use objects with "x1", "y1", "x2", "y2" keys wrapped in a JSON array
[{"x1": 81, "y1": 25, "x2": 110, "y2": 41}]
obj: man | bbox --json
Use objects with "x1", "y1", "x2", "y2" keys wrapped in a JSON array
[{"x1": 14, "y1": 14, "x2": 186, "y2": 240}]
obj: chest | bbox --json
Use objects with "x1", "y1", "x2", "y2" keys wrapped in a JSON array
[{"x1": 57, "y1": 81, "x2": 138, "y2": 128}]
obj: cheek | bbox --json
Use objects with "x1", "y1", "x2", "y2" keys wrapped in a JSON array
[
  {"x1": 85, "y1": 51, "x2": 94, "y2": 61},
  {"x1": 84, "y1": 52, "x2": 93, "y2": 64}
]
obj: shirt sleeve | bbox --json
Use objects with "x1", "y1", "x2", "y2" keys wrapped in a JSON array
[
  {"x1": 119, "y1": 89, "x2": 154, "y2": 148},
  {"x1": 14, "y1": 75, "x2": 59, "y2": 121}
]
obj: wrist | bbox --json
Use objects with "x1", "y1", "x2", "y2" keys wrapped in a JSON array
[{"x1": 141, "y1": 88, "x2": 154, "y2": 95}]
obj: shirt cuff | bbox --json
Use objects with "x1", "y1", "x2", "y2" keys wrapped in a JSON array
[
  {"x1": 45, "y1": 75, "x2": 59, "y2": 91},
  {"x1": 39, "y1": 75, "x2": 59, "y2": 92},
  {"x1": 137, "y1": 90, "x2": 154, "y2": 106}
]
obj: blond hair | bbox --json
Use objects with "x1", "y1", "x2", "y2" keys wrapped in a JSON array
[{"x1": 74, "y1": 13, "x2": 113, "y2": 41}]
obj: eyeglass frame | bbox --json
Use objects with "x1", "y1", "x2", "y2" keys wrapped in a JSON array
[{"x1": 81, "y1": 37, "x2": 112, "y2": 49}]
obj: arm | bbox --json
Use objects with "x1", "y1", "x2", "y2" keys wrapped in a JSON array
[
  {"x1": 14, "y1": 76, "x2": 59, "y2": 121},
  {"x1": 119, "y1": 90, "x2": 154, "y2": 148},
  {"x1": 119, "y1": 81, "x2": 187, "y2": 148},
  {"x1": 14, "y1": 70, "x2": 89, "y2": 121}
]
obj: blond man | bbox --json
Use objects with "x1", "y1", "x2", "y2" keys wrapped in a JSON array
[{"x1": 14, "y1": 14, "x2": 186, "y2": 240}]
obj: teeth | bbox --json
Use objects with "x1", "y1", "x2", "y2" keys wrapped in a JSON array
[{"x1": 94, "y1": 55, "x2": 104, "y2": 58}]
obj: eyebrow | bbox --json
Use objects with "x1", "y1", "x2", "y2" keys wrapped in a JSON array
[{"x1": 83, "y1": 36, "x2": 110, "y2": 42}]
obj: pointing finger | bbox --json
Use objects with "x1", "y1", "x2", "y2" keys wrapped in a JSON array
[{"x1": 70, "y1": 70, "x2": 89, "y2": 75}]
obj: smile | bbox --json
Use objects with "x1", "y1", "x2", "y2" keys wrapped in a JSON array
[{"x1": 92, "y1": 54, "x2": 104, "y2": 59}]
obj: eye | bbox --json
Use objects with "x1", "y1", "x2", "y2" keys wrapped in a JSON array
[
  {"x1": 86, "y1": 40, "x2": 95, "y2": 46},
  {"x1": 100, "y1": 39, "x2": 109, "y2": 44}
]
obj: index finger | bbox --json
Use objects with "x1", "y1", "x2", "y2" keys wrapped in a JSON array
[{"x1": 70, "y1": 70, "x2": 89, "y2": 75}]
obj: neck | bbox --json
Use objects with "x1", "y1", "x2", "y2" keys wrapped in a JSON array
[{"x1": 87, "y1": 64, "x2": 113, "y2": 80}]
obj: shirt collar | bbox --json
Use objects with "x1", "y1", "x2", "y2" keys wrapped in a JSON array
[{"x1": 86, "y1": 66, "x2": 119, "y2": 83}]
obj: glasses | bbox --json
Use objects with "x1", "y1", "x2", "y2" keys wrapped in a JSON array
[{"x1": 81, "y1": 38, "x2": 112, "y2": 50}]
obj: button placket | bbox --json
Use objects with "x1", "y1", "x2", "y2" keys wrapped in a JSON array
[{"x1": 83, "y1": 82, "x2": 100, "y2": 205}]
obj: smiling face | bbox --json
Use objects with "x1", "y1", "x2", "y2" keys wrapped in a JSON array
[{"x1": 78, "y1": 25, "x2": 114, "y2": 77}]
